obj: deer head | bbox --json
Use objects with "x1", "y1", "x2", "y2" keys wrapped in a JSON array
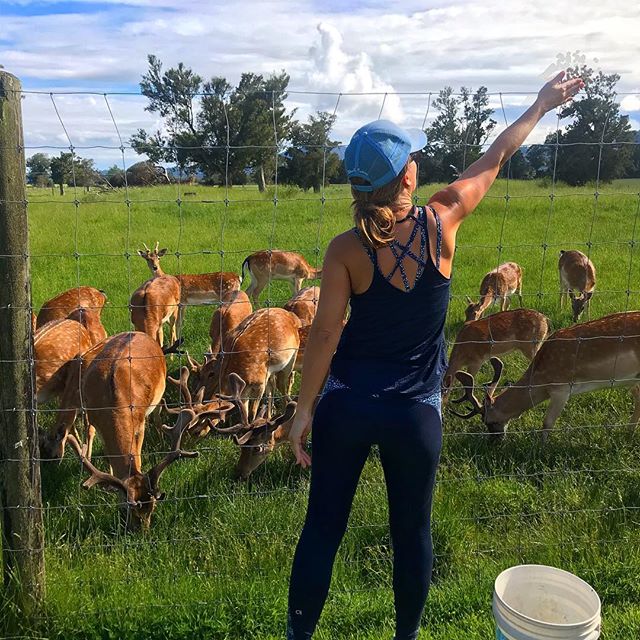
[
  {"x1": 138, "y1": 242, "x2": 168, "y2": 276},
  {"x1": 211, "y1": 372, "x2": 296, "y2": 480},
  {"x1": 464, "y1": 296, "x2": 483, "y2": 322},
  {"x1": 448, "y1": 357, "x2": 506, "y2": 437},
  {"x1": 569, "y1": 290, "x2": 593, "y2": 323}
]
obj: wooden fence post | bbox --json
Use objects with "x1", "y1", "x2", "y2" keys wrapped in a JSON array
[{"x1": 0, "y1": 70, "x2": 45, "y2": 625}]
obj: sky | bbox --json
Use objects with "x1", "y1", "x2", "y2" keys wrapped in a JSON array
[{"x1": 1, "y1": 0, "x2": 639, "y2": 169}]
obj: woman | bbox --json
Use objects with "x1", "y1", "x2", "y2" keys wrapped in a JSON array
[{"x1": 286, "y1": 71, "x2": 583, "y2": 640}]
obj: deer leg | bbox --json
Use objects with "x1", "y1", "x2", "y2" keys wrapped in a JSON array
[
  {"x1": 157, "y1": 322, "x2": 164, "y2": 348},
  {"x1": 517, "y1": 283, "x2": 523, "y2": 307},
  {"x1": 627, "y1": 384, "x2": 640, "y2": 433},
  {"x1": 560, "y1": 286, "x2": 567, "y2": 309},
  {"x1": 292, "y1": 277, "x2": 304, "y2": 295},
  {"x1": 251, "y1": 280, "x2": 266, "y2": 307},
  {"x1": 86, "y1": 423, "x2": 96, "y2": 461},
  {"x1": 540, "y1": 390, "x2": 570, "y2": 443}
]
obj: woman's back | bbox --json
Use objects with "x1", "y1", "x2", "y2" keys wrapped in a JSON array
[{"x1": 331, "y1": 205, "x2": 451, "y2": 400}]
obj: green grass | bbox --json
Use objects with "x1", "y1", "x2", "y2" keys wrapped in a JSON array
[{"x1": 7, "y1": 179, "x2": 640, "y2": 638}]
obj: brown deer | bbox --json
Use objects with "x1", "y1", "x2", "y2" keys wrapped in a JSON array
[
  {"x1": 36, "y1": 286, "x2": 108, "y2": 342},
  {"x1": 283, "y1": 286, "x2": 320, "y2": 326},
  {"x1": 59, "y1": 332, "x2": 231, "y2": 530},
  {"x1": 449, "y1": 311, "x2": 640, "y2": 441},
  {"x1": 130, "y1": 274, "x2": 181, "y2": 347},
  {"x1": 465, "y1": 262, "x2": 523, "y2": 321},
  {"x1": 559, "y1": 250, "x2": 596, "y2": 322},
  {"x1": 241, "y1": 250, "x2": 322, "y2": 306},
  {"x1": 442, "y1": 309, "x2": 551, "y2": 401},
  {"x1": 208, "y1": 289, "x2": 253, "y2": 357},
  {"x1": 212, "y1": 373, "x2": 297, "y2": 480},
  {"x1": 194, "y1": 308, "x2": 301, "y2": 420},
  {"x1": 138, "y1": 242, "x2": 241, "y2": 329}
]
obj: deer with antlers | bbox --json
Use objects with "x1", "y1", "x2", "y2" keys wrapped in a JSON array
[
  {"x1": 449, "y1": 311, "x2": 640, "y2": 441},
  {"x1": 209, "y1": 289, "x2": 253, "y2": 357},
  {"x1": 559, "y1": 249, "x2": 596, "y2": 322},
  {"x1": 138, "y1": 242, "x2": 241, "y2": 328},
  {"x1": 212, "y1": 372, "x2": 296, "y2": 480},
  {"x1": 191, "y1": 308, "x2": 301, "y2": 421},
  {"x1": 442, "y1": 309, "x2": 551, "y2": 401},
  {"x1": 37, "y1": 286, "x2": 108, "y2": 344},
  {"x1": 465, "y1": 262, "x2": 523, "y2": 322},
  {"x1": 283, "y1": 286, "x2": 320, "y2": 326},
  {"x1": 57, "y1": 332, "x2": 231, "y2": 530},
  {"x1": 241, "y1": 250, "x2": 322, "y2": 306}
]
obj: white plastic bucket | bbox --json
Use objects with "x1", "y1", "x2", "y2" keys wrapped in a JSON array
[{"x1": 493, "y1": 565, "x2": 601, "y2": 640}]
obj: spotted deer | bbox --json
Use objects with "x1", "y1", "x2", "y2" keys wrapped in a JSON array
[
  {"x1": 449, "y1": 311, "x2": 640, "y2": 441},
  {"x1": 36, "y1": 286, "x2": 108, "y2": 343},
  {"x1": 138, "y1": 242, "x2": 241, "y2": 329},
  {"x1": 212, "y1": 373, "x2": 297, "y2": 480},
  {"x1": 192, "y1": 308, "x2": 301, "y2": 421},
  {"x1": 558, "y1": 250, "x2": 596, "y2": 322},
  {"x1": 241, "y1": 250, "x2": 322, "y2": 305},
  {"x1": 442, "y1": 309, "x2": 551, "y2": 401},
  {"x1": 58, "y1": 332, "x2": 231, "y2": 530},
  {"x1": 130, "y1": 273, "x2": 181, "y2": 347},
  {"x1": 465, "y1": 262, "x2": 523, "y2": 322},
  {"x1": 283, "y1": 286, "x2": 320, "y2": 326},
  {"x1": 208, "y1": 289, "x2": 253, "y2": 357}
]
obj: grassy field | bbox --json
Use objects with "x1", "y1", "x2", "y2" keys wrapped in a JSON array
[{"x1": 6, "y1": 179, "x2": 640, "y2": 638}]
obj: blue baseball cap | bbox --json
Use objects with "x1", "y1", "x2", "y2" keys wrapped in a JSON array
[{"x1": 344, "y1": 120, "x2": 427, "y2": 192}]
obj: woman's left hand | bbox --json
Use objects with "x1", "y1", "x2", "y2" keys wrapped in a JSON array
[{"x1": 288, "y1": 409, "x2": 313, "y2": 469}]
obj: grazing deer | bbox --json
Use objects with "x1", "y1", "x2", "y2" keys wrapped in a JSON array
[
  {"x1": 465, "y1": 262, "x2": 523, "y2": 321},
  {"x1": 212, "y1": 373, "x2": 297, "y2": 480},
  {"x1": 59, "y1": 332, "x2": 230, "y2": 530},
  {"x1": 36, "y1": 286, "x2": 108, "y2": 340},
  {"x1": 283, "y1": 286, "x2": 320, "y2": 326},
  {"x1": 34, "y1": 318, "x2": 95, "y2": 405},
  {"x1": 449, "y1": 311, "x2": 640, "y2": 441},
  {"x1": 241, "y1": 250, "x2": 322, "y2": 305},
  {"x1": 130, "y1": 274, "x2": 181, "y2": 347},
  {"x1": 193, "y1": 308, "x2": 301, "y2": 420},
  {"x1": 559, "y1": 250, "x2": 596, "y2": 322},
  {"x1": 442, "y1": 309, "x2": 551, "y2": 401},
  {"x1": 138, "y1": 242, "x2": 241, "y2": 328},
  {"x1": 209, "y1": 289, "x2": 253, "y2": 357}
]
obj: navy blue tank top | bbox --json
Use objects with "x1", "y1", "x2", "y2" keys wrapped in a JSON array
[{"x1": 329, "y1": 205, "x2": 451, "y2": 401}]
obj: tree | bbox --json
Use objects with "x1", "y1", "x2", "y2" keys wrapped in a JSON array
[
  {"x1": 131, "y1": 55, "x2": 295, "y2": 190},
  {"x1": 524, "y1": 144, "x2": 553, "y2": 179},
  {"x1": 26, "y1": 153, "x2": 51, "y2": 187},
  {"x1": 544, "y1": 65, "x2": 634, "y2": 186},
  {"x1": 74, "y1": 157, "x2": 100, "y2": 190},
  {"x1": 422, "y1": 86, "x2": 496, "y2": 183},
  {"x1": 50, "y1": 152, "x2": 74, "y2": 196},
  {"x1": 500, "y1": 149, "x2": 534, "y2": 180},
  {"x1": 281, "y1": 112, "x2": 342, "y2": 192},
  {"x1": 105, "y1": 165, "x2": 126, "y2": 188},
  {"x1": 625, "y1": 131, "x2": 640, "y2": 178}
]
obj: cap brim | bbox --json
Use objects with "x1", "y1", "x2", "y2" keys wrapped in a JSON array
[{"x1": 405, "y1": 128, "x2": 428, "y2": 152}]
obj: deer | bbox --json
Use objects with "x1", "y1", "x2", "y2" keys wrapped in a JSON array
[
  {"x1": 448, "y1": 311, "x2": 640, "y2": 442},
  {"x1": 559, "y1": 250, "x2": 596, "y2": 322},
  {"x1": 130, "y1": 273, "x2": 181, "y2": 348},
  {"x1": 465, "y1": 262, "x2": 523, "y2": 322},
  {"x1": 442, "y1": 309, "x2": 551, "y2": 402},
  {"x1": 56, "y1": 332, "x2": 232, "y2": 530},
  {"x1": 211, "y1": 372, "x2": 297, "y2": 480},
  {"x1": 138, "y1": 242, "x2": 241, "y2": 330},
  {"x1": 36, "y1": 286, "x2": 108, "y2": 343},
  {"x1": 241, "y1": 250, "x2": 322, "y2": 306},
  {"x1": 208, "y1": 289, "x2": 253, "y2": 357},
  {"x1": 283, "y1": 286, "x2": 320, "y2": 326},
  {"x1": 191, "y1": 308, "x2": 301, "y2": 421}
]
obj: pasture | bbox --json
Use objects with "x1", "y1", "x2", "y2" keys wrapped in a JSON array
[{"x1": 15, "y1": 179, "x2": 640, "y2": 638}]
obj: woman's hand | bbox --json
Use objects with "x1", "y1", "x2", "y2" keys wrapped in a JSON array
[
  {"x1": 536, "y1": 70, "x2": 585, "y2": 113},
  {"x1": 288, "y1": 409, "x2": 313, "y2": 469}
]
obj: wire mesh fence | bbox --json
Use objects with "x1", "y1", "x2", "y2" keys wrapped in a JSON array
[{"x1": 2, "y1": 72, "x2": 640, "y2": 637}]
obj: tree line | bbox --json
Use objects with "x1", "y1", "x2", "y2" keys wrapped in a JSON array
[{"x1": 26, "y1": 59, "x2": 640, "y2": 192}]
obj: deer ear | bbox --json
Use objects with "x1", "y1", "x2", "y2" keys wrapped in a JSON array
[
  {"x1": 465, "y1": 296, "x2": 473, "y2": 304},
  {"x1": 138, "y1": 250, "x2": 147, "y2": 258},
  {"x1": 584, "y1": 291, "x2": 593, "y2": 301},
  {"x1": 155, "y1": 492, "x2": 166, "y2": 501},
  {"x1": 158, "y1": 248, "x2": 168, "y2": 257},
  {"x1": 234, "y1": 431, "x2": 254, "y2": 446}
]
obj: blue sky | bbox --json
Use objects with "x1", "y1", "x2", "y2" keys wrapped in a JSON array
[{"x1": 2, "y1": 0, "x2": 639, "y2": 168}]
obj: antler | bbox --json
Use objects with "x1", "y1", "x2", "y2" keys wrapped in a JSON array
[
  {"x1": 167, "y1": 366, "x2": 192, "y2": 405},
  {"x1": 66, "y1": 433, "x2": 130, "y2": 496},
  {"x1": 185, "y1": 351, "x2": 202, "y2": 374},
  {"x1": 154, "y1": 240, "x2": 160, "y2": 254},
  {"x1": 142, "y1": 242, "x2": 150, "y2": 253},
  {"x1": 485, "y1": 357, "x2": 504, "y2": 399},
  {"x1": 218, "y1": 372, "x2": 249, "y2": 427},
  {"x1": 447, "y1": 371, "x2": 483, "y2": 419}
]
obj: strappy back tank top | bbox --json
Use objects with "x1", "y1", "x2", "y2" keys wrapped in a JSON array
[{"x1": 329, "y1": 205, "x2": 451, "y2": 401}]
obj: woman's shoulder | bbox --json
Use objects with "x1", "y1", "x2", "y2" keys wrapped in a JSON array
[{"x1": 327, "y1": 228, "x2": 361, "y2": 256}]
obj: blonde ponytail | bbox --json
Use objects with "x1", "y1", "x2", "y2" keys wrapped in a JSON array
[{"x1": 350, "y1": 162, "x2": 412, "y2": 249}]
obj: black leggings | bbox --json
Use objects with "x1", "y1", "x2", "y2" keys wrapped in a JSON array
[{"x1": 287, "y1": 389, "x2": 442, "y2": 640}]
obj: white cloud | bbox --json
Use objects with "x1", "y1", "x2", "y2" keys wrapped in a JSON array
[{"x1": 621, "y1": 95, "x2": 640, "y2": 113}]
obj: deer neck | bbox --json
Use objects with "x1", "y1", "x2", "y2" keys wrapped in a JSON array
[{"x1": 490, "y1": 377, "x2": 546, "y2": 423}]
